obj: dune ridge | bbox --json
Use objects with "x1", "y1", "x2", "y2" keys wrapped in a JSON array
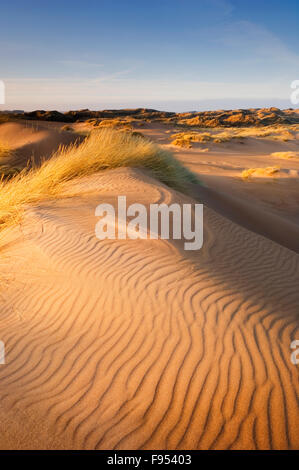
[{"x1": 0, "y1": 168, "x2": 298, "y2": 450}]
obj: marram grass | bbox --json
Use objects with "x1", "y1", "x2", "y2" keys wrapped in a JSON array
[{"x1": 0, "y1": 128, "x2": 198, "y2": 230}]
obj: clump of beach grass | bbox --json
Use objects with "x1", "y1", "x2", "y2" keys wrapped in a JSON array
[
  {"x1": 170, "y1": 132, "x2": 212, "y2": 148},
  {"x1": 0, "y1": 128, "x2": 198, "y2": 231},
  {"x1": 170, "y1": 125, "x2": 299, "y2": 147},
  {"x1": 61, "y1": 124, "x2": 74, "y2": 132},
  {"x1": 97, "y1": 119, "x2": 133, "y2": 130}
]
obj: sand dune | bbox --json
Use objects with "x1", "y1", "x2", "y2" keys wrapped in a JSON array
[
  {"x1": 137, "y1": 123, "x2": 299, "y2": 252},
  {"x1": 0, "y1": 122, "x2": 80, "y2": 168},
  {"x1": 0, "y1": 166, "x2": 298, "y2": 450}
]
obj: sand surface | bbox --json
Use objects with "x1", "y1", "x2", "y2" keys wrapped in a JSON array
[{"x1": 0, "y1": 122, "x2": 298, "y2": 450}]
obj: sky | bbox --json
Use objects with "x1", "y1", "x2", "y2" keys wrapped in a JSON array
[{"x1": 0, "y1": 0, "x2": 298, "y2": 111}]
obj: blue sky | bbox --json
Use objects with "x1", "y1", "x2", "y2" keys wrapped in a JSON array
[{"x1": 0, "y1": 0, "x2": 298, "y2": 111}]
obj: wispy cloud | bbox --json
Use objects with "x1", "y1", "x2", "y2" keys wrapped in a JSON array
[{"x1": 217, "y1": 20, "x2": 299, "y2": 67}]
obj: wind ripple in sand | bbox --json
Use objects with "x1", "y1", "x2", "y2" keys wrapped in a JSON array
[{"x1": 0, "y1": 168, "x2": 298, "y2": 450}]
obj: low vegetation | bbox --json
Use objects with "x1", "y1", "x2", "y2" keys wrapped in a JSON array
[
  {"x1": 0, "y1": 142, "x2": 20, "y2": 178},
  {"x1": 0, "y1": 128, "x2": 198, "y2": 231},
  {"x1": 61, "y1": 124, "x2": 74, "y2": 132},
  {"x1": 171, "y1": 132, "x2": 211, "y2": 148},
  {"x1": 271, "y1": 151, "x2": 299, "y2": 159},
  {"x1": 0, "y1": 141, "x2": 13, "y2": 160},
  {"x1": 84, "y1": 118, "x2": 137, "y2": 131},
  {"x1": 170, "y1": 130, "x2": 241, "y2": 147}
]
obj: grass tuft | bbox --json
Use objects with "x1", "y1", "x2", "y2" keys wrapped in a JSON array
[
  {"x1": 170, "y1": 125, "x2": 299, "y2": 147},
  {"x1": 242, "y1": 166, "x2": 280, "y2": 179},
  {"x1": 0, "y1": 141, "x2": 20, "y2": 178},
  {"x1": 0, "y1": 141, "x2": 14, "y2": 160}
]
